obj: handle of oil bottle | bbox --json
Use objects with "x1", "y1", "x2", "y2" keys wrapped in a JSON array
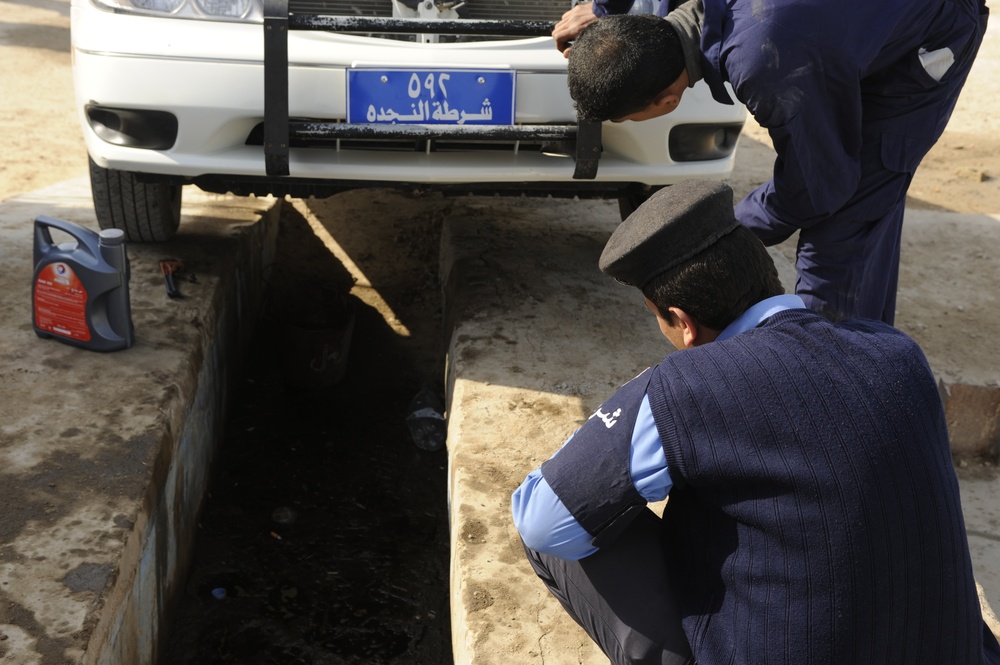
[{"x1": 33, "y1": 215, "x2": 103, "y2": 268}]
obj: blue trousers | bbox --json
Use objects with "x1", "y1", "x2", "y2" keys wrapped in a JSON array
[{"x1": 522, "y1": 508, "x2": 693, "y2": 665}]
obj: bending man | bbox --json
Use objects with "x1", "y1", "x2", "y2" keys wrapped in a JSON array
[{"x1": 555, "y1": 0, "x2": 988, "y2": 323}]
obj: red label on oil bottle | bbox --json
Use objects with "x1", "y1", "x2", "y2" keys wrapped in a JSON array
[{"x1": 34, "y1": 262, "x2": 91, "y2": 341}]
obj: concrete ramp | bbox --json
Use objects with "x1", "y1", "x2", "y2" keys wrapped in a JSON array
[{"x1": 442, "y1": 198, "x2": 647, "y2": 664}]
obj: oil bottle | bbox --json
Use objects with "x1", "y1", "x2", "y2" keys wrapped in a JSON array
[{"x1": 32, "y1": 216, "x2": 134, "y2": 351}]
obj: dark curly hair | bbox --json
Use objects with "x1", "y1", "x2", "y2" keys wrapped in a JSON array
[
  {"x1": 567, "y1": 14, "x2": 686, "y2": 121},
  {"x1": 642, "y1": 225, "x2": 785, "y2": 331}
]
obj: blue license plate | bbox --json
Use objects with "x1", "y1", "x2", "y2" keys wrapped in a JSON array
[{"x1": 347, "y1": 68, "x2": 515, "y2": 126}]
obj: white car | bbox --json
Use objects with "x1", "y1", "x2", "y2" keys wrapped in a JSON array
[{"x1": 71, "y1": 0, "x2": 746, "y2": 242}]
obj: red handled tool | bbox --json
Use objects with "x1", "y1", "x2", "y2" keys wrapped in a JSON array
[{"x1": 159, "y1": 259, "x2": 184, "y2": 299}]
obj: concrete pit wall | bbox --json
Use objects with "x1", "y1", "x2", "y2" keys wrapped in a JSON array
[{"x1": 0, "y1": 180, "x2": 281, "y2": 665}]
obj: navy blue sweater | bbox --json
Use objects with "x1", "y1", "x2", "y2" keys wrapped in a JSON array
[{"x1": 648, "y1": 309, "x2": 990, "y2": 664}]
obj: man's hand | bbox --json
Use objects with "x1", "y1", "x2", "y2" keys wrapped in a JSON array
[{"x1": 553, "y1": 3, "x2": 598, "y2": 57}]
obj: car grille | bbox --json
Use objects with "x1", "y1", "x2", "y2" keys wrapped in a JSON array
[
  {"x1": 245, "y1": 120, "x2": 572, "y2": 154},
  {"x1": 288, "y1": 0, "x2": 570, "y2": 23}
]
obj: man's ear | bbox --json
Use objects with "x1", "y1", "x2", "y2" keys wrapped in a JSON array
[
  {"x1": 667, "y1": 307, "x2": 701, "y2": 349},
  {"x1": 651, "y1": 88, "x2": 681, "y2": 113},
  {"x1": 651, "y1": 70, "x2": 689, "y2": 112}
]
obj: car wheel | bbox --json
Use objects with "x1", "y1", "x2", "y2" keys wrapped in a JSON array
[
  {"x1": 617, "y1": 185, "x2": 663, "y2": 222},
  {"x1": 89, "y1": 156, "x2": 182, "y2": 242}
]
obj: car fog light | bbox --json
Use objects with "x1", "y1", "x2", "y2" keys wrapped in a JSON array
[
  {"x1": 86, "y1": 105, "x2": 179, "y2": 151},
  {"x1": 669, "y1": 123, "x2": 743, "y2": 162}
]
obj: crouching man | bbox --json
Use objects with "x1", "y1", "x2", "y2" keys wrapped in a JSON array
[{"x1": 511, "y1": 180, "x2": 1000, "y2": 665}]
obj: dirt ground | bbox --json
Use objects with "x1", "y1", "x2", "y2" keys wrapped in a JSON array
[{"x1": 1, "y1": 3, "x2": 998, "y2": 664}]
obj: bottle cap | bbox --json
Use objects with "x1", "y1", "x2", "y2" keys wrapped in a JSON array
[{"x1": 99, "y1": 229, "x2": 126, "y2": 245}]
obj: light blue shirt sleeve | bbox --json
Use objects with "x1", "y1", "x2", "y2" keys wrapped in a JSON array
[
  {"x1": 511, "y1": 395, "x2": 669, "y2": 560},
  {"x1": 511, "y1": 467, "x2": 597, "y2": 559},
  {"x1": 630, "y1": 395, "x2": 672, "y2": 501}
]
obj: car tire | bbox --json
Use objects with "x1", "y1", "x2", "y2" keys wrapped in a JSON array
[
  {"x1": 617, "y1": 185, "x2": 663, "y2": 222},
  {"x1": 89, "y1": 156, "x2": 182, "y2": 242}
]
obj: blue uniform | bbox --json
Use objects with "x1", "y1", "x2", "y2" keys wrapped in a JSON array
[
  {"x1": 592, "y1": 0, "x2": 989, "y2": 323},
  {"x1": 513, "y1": 294, "x2": 805, "y2": 559},
  {"x1": 514, "y1": 296, "x2": 1000, "y2": 664}
]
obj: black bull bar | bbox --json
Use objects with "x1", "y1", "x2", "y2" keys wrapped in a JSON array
[{"x1": 261, "y1": 4, "x2": 603, "y2": 180}]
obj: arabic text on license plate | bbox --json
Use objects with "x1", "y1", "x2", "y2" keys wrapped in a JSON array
[{"x1": 347, "y1": 69, "x2": 515, "y2": 125}]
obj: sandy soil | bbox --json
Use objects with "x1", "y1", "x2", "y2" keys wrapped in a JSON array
[{"x1": 0, "y1": 0, "x2": 84, "y2": 202}]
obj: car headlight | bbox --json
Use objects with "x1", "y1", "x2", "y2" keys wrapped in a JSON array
[
  {"x1": 193, "y1": 0, "x2": 255, "y2": 18},
  {"x1": 128, "y1": 0, "x2": 184, "y2": 12},
  {"x1": 90, "y1": 0, "x2": 261, "y2": 22}
]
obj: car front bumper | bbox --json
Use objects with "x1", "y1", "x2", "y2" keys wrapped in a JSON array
[{"x1": 71, "y1": 1, "x2": 746, "y2": 189}]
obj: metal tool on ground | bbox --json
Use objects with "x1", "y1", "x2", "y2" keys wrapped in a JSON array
[{"x1": 160, "y1": 259, "x2": 184, "y2": 298}]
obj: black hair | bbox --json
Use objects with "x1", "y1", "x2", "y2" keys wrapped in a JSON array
[
  {"x1": 642, "y1": 225, "x2": 785, "y2": 331},
  {"x1": 567, "y1": 14, "x2": 686, "y2": 121}
]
